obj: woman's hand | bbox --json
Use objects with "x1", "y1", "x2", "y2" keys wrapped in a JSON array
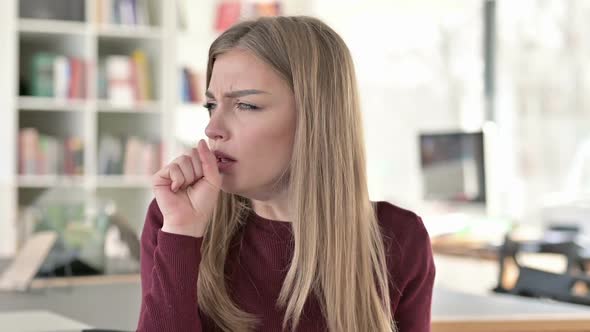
[{"x1": 151, "y1": 139, "x2": 221, "y2": 237}]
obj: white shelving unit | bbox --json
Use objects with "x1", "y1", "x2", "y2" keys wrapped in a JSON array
[
  {"x1": 0, "y1": 0, "x2": 311, "y2": 257},
  {"x1": 0, "y1": 0, "x2": 175, "y2": 257}
]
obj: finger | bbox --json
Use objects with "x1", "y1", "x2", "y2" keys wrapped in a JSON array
[
  {"x1": 152, "y1": 165, "x2": 172, "y2": 188},
  {"x1": 197, "y1": 139, "x2": 221, "y2": 185},
  {"x1": 169, "y1": 163, "x2": 185, "y2": 192},
  {"x1": 176, "y1": 155, "x2": 196, "y2": 190},
  {"x1": 189, "y1": 147, "x2": 203, "y2": 180}
]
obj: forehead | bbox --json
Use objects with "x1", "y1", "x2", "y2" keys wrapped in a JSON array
[{"x1": 209, "y1": 49, "x2": 282, "y2": 91}]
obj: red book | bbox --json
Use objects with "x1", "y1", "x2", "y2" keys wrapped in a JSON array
[
  {"x1": 68, "y1": 58, "x2": 81, "y2": 99},
  {"x1": 215, "y1": 2, "x2": 241, "y2": 32},
  {"x1": 79, "y1": 59, "x2": 86, "y2": 99}
]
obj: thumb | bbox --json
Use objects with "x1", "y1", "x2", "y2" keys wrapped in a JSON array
[{"x1": 197, "y1": 139, "x2": 221, "y2": 188}]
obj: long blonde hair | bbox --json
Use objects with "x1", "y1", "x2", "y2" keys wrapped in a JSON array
[{"x1": 197, "y1": 16, "x2": 396, "y2": 332}]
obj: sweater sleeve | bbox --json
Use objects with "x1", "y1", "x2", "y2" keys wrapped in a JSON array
[
  {"x1": 395, "y1": 216, "x2": 436, "y2": 332},
  {"x1": 137, "y1": 198, "x2": 205, "y2": 332}
]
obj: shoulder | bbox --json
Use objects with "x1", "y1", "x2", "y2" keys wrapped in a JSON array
[
  {"x1": 372, "y1": 200, "x2": 435, "y2": 288},
  {"x1": 373, "y1": 200, "x2": 430, "y2": 249}
]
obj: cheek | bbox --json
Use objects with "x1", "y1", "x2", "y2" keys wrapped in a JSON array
[{"x1": 239, "y1": 120, "x2": 294, "y2": 167}]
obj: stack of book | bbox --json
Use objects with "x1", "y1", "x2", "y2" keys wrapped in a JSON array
[
  {"x1": 96, "y1": 0, "x2": 153, "y2": 26},
  {"x1": 27, "y1": 52, "x2": 86, "y2": 99},
  {"x1": 100, "y1": 50, "x2": 152, "y2": 106},
  {"x1": 19, "y1": 128, "x2": 84, "y2": 176},
  {"x1": 180, "y1": 67, "x2": 203, "y2": 104},
  {"x1": 98, "y1": 134, "x2": 162, "y2": 176}
]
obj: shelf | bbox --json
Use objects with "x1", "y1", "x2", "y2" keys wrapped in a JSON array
[
  {"x1": 18, "y1": 175, "x2": 86, "y2": 188},
  {"x1": 96, "y1": 24, "x2": 162, "y2": 39},
  {"x1": 18, "y1": 96, "x2": 88, "y2": 112},
  {"x1": 97, "y1": 100, "x2": 161, "y2": 114},
  {"x1": 18, "y1": 18, "x2": 88, "y2": 36},
  {"x1": 95, "y1": 175, "x2": 152, "y2": 188}
]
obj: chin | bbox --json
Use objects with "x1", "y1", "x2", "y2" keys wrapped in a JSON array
[{"x1": 219, "y1": 181, "x2": 243, "y2": 196}]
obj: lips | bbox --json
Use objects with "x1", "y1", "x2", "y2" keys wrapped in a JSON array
[{"x1": 213, "y1": 150, "x2": 237, "y2": 162}]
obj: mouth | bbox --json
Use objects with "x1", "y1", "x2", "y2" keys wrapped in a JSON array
[{"x1": 213, "y1": 150, "x2": 237, "y2": 162}]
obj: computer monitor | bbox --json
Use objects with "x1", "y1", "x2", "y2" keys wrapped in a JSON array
[{"x1": 419, "y1": 131, "x2": 486, "y2": 204}]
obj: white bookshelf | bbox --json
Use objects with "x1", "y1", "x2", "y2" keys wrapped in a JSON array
[
  {"x1": 0, "y1": 0, "x2": 311, "y2": 257},
  {"x1": 0, "y1": 0, "x2": 172, "y2": 257}
]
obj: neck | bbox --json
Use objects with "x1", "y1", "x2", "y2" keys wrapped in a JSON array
[{"x1": 250, "y1": 188, "x2": 292, "y2": 223}]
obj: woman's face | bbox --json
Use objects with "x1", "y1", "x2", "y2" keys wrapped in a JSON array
[{"x1": 204, "y1": 48, "x2": 296, "y2": 199}]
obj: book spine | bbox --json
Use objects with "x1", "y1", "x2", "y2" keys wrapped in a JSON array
[
  {"x1": 53, "y1": 56, "x2": 69, "y2": 99},
  {"x1": 68, "y1": 57, "x2": 81, "y2": 99}
]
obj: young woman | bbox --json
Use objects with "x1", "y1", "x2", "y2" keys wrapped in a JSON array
[{"x1": 137, "y1": 16, "x2": 435, "y2": 332}]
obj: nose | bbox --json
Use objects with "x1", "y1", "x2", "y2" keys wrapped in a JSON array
[{"x1": 204, "y1": 111, "x2": 229, "y2": 142}]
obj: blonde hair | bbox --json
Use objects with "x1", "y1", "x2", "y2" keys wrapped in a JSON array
[{"x1": 197, "y1": 16, "x2": 396, "y2": 332}]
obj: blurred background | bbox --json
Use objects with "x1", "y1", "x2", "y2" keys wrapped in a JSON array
[{"x1": 0, "y1": 0, "x2": 589, "y2": 331}]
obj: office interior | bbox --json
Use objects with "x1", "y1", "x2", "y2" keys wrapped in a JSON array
[{"x1": 0, "y1": 0, "x2": 589, "y2": 331}]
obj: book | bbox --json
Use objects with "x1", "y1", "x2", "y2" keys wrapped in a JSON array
[
  {"x1": 97, "y1": 0, "x2": 113, "y2": 24},
  {"x1": 30, "y1": 53, "x2": 56, "y2": 97},
  {"x1": 19, "y1": 128, "x2": 40, "y2": 175},
  {"x1": 98, "y1": 135, "x2": 123, "y2": 175},
  {"x1": 117, "y1": 0, "x2": 136, "y2": 25},
  {"x1": 30, "y1": 53, "x2": 86, "y2": 99},
  {"x1": 256, "y1": 2, "x2": 282, "y2": 17},
  {"x1": 214, "y1": 1, "x2": 283, "y2": 32},
  {"x1": 215, "y1": 1, "x2": 242, "y2": 32},
  {"x1": 106, "y1": 56, "x2": 135, "y2": 106},
  {"x1": 100, "y1": 0, "x2": 151, "y2": 26},
  {"x1": 131, "y1": 50, "x2": 152, "y2": 101},
  {"x1": 68, "y1": 57, "x2": 86, "y2": 99},
  {"x1": 18, "y1": 128, "x2": 83, "y2": 176},
  {"x1": 180, "y1": 67, "x2": 203, "y2": 104},
  {"x1": 105, "y1": 51, "x2": 152, "y2": 105},
  {"x1": 53, "y1": 56, "x2": 69, "y2": 100},
  {"x1": 38, "y1": 135, "x2": 52, "y2": 175},
  {"x1": 67, "y1": 137, "x2": 84, "y2": 175},
  {"x1": 136, "y1": 0, "x2": 152, "y2": 26},
  {"x1": 123, "y1": 136, "x2": 142, "y2": 175},
  {"x1": 98, "y1": 135, "x2": 161, "y2": 175}
]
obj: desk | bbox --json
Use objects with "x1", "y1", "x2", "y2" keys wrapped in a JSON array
[
  {"x1": 1, "y1": 260, "x2": 590, "y2": 331},
  {"x1": 0, "y1": 310, "x2": 92, "y2": 332},
  {"x1": 1, "y1": 282, "x2": 589, "y2": 331},
  {"x1": 432, "y1": 287, "x2": 590, "y2": 332}
]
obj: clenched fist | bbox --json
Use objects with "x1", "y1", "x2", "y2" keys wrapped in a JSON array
[{"x1": 151, "y1": 139, "x2": 221, "y2": 237}]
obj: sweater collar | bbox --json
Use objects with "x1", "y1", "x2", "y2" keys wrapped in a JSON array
[{"x1": 248, "y1": 209, "x2": 293, "y2": 241}]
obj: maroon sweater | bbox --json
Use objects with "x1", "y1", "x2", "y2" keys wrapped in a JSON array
[{"x1": 137, "y1": 199, "x2": 435, "y2": 332}]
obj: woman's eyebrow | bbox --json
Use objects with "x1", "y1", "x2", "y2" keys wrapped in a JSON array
[{"x1": 205, "y1": 89, "x2": 270, "y2": 100}]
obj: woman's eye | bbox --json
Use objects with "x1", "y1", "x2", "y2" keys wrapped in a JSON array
[
  {"x1": 203, "y1": 102, "x2": 216, "y2": 116},
  {"x1": 237, "y1": 102, "x2": 259, "y2": 111}
]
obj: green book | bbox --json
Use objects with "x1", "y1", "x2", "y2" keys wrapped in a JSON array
[{"x1": 30, "y1": 52, "x2": 56, "y2": 97}]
